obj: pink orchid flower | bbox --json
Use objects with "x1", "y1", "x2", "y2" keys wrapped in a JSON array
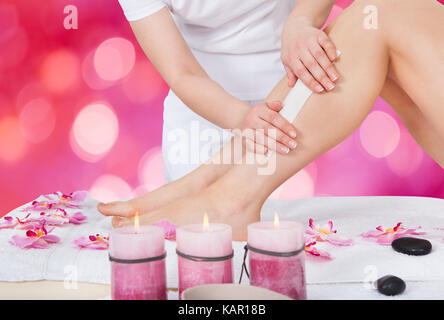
[
  {"x1": 360, "y1": 222, "x2": 425, "y2": 245},
  {"x1": 68, "y1": 211, "x2": 87, "y2": 224},
  {"x1": 10, "y1": 223, "x2": 60, "y2": 249},
  {"x1": 38, "y1": 209, "x2": 87, "y2": 225},
  {"x1": 73, "y1": 234, "x2": 109, "y2": 250},
  {"x1": 24, "y1": 191, "x2": 88, "y2": 211},
  {"x1": 305, "y1": 218, "x2": 354, "y2": 246},
  {"x1": 14, "y1": 213, "x2": 41, "y2": 230},
  {"x1": 37, "y1": 210, "x2": 70, "y2": 226},
  {"x1": 304, "y1": 237, "x2": 331, "y2": 259},
  {"x1": 153, "y1": 220, "x2": 177, "y2": 240},
  {"x1": 0, "y1": 216, "x2": 18, "y2": 229}
]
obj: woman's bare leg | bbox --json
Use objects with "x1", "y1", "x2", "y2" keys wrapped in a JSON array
[
  {"x1": 101, "y1": 0, "x2": 444, "y2": 235},
  {"x1": 381, "y1": 77, "x2": 444, "y2": 166},
  {"x1": 97, "y1": 142, "x2": 238, "y2": 216}
]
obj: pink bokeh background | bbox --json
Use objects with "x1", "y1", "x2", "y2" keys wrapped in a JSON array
[{"x1": 1, "y1": 0, "x2": 443, "y2": 215}]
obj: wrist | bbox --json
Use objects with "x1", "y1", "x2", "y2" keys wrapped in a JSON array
[
  {"x1": 231, "y1": 102, "x2": 251, "y2": 130},
  {"x1": 286, "y1": 14, "x2": 315, "y2": 28}
]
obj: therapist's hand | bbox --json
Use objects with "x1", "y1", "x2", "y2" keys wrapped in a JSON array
[
  {"x1": 241, "y1": 100, "x2": 298, "y2": 155},
  {"x1": 281, "y1": 16, "x2": 339, "y2": 93}
]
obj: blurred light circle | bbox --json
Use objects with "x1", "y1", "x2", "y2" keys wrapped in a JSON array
[
  {"x1": 19, "y1": 98, "x2": 55, "y2": 144},
  {"x1": 82, "y1": 50, "x2": 113, "y2": 90},
  {"x1": 269, "y1": 169, "x2": 314, "y2": 200},
  {"x1": 71, "y1": 102, "x2": 119, "y2": 162},
  {"x1": 15, "y1": 82, "x2": 45, "y2": 111},
  {"x1": 359, "y1": 111, "x2": 400, "y2": 158},
  {"x1": 132, "y1": 185, "x2": 149, "y2": 197},
  {"x1": 89, "y1": 174, "x2": 133, "y2": 203},
  {"x1": 138, "y1": 147, "x2": 165, "y2": 191},
  {"x1": 94, "y1": 37, "x2": 135, "y2": 81},
  {"x1": 121, "y1": 60, "x2": 165, "y2": 103},
  {"x1": 40, "y1": 49, "x2": 80, "y2": 93},
  {"x1": 386, "y1": 129, "x2": 423, "y2": 177},
  {"x1": 0, "y1": 116, "x2": 27, "y2": 162}
]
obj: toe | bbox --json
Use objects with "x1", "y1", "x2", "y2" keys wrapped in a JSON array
[
  {"x1": 97, "y1": 201, "x2": 136, "y2": 217},
  {"x1": 112, "y1": 216, "x2": 134, "y2": 228},
  {"x1": 112, "y1": 216, "x2": 124, "y2": 228}
]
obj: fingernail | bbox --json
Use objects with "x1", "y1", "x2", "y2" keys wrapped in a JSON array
[
  {"x1": 331, "y1": 73, "x2": 339, "y2": 81},
  {"x1": 327, "y1": 82, "x2": 335, "y2": 91},
  {"x1": 289, "y1": 141, "x2": 297, "y2": 149},
  {"x1": 289, "y1": 131, "x2": 297, "y2": 138},
  {"x1": 316, "y1": 85, "x2": 324, "y2": 93},
  {"x1": 281, "y1": 147, "x2": 290, "y2": 154}
]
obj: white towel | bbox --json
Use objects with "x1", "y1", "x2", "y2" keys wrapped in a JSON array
[
  {"x1": 262, "y1": 196, "x2": 444, "y2": 284},
  {"x1": 0, "y1": 195, "x2": 246, "y2": 287},
  {"x1": 1, "y1": 196, "x2": 443, "y2": 290}
]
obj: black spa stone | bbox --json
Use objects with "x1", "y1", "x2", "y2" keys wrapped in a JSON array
[
  {"x1": 391, "y1": 237, "x2": 432, "y2": 256},
  {"x1": 377, "y1": 275, "x2": 406, "y2": 296}
]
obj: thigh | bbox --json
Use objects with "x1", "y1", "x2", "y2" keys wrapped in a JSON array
[
  {"x1": 384, "y1": 0, "x2": 444, "y2": 138},
  {"x1": 380, "y1": 76, "x2": 444, "y2": 167}
]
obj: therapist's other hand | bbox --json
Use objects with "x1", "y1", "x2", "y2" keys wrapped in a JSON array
[
  {"x1": 241, "y1": 100, "x2": 298, "y2": 155},
  {"x1": 282, "y1": 17, "x2": 339, "y2": 93}
]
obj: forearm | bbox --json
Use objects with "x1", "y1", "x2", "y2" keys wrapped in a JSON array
[
  {"x1": 169, "y1": 73, "x2": 250, "y2": 129},
  {"x1": 288, "y1": 0, "x2": 335, "y2": 28},
  {"x1": 129, "y1": 9, "x2": 250, "y2": 130}
]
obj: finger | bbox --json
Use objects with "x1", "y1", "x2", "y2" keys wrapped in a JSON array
[
  {"x1": 284, "y1": 65, "x2": 297, "y2": 87},
  {"x1": 291, "y1": 59, "x2": 324, "y2": 93},
  {"x1": 308, "y1": 41, "x2": 339, "y2": 82},
  {"x1": 261, "y1": 105, "x2": 298, "y2": 139},
  {"x1": 261, "y1": 127, "x2": 291, "y2": 155},
  {"x1": 97, "y1": 201, "x2": 135, "y2": 217},
  {"x1": 260, "y1": 122, "x2": 297, "y2": 153},
  {"x1": 300, "y1": 49, "x2": 335, "y2": 91},
  {"x1": 245, "y1": 137, "x2": 268, "y2": 155},
  {"x1": 318, "y1": 32, "x2": 338, "y2": 62}
]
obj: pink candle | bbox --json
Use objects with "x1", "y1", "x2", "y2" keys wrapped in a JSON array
[
  {"x1": 177, "y1": 218, "x2": 233, "y2": 297},
  {"x1": 109, "y1": 225, "x2": 166, "y2": 300},
  {"x1": 247, "y1": 216, "x2": 306, "y2": 300}
]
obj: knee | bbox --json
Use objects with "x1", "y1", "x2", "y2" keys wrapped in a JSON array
[
  {"x1": 351, "y1": 0, "x2": 392, "y2": 10},
  {"x1": 325, "y1": 0, "x2": 392, "y2": 35}
]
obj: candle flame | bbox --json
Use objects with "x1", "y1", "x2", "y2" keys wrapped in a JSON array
[
  {"x1": 134, "y1": 211, "x2": 140, "y2": 234},
  {"x1": 274, "y1": 212, "x2": 280, "y2": 229},
  {"x1": 203, "y1": 212, "x2": 209, "y2": 232}
]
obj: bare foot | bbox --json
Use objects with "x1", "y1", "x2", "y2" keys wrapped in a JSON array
[
  {"x1": 97, "y1": 172, "x2": 212, "y2": 218},
  {"x1": 112, "y1": 180, "x2": 263, "y2": 241}
]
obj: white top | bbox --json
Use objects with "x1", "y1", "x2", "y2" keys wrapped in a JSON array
[
  {"x1": 118, "y1": 0, "x2": 296, "y2": 100},
  {"x1": 118, "y1": 0, "x2": 296, "y2": 54}
]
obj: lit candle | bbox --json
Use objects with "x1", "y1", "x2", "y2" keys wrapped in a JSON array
[
  {"x1": 176, "y1": 213, "x2": 233, "y2": 297},
  {"x1": 247, "y1": 213, "x2": 306, "y2": 299},
  {"x1": 109, "y1": 213, "x2": 167, "y2": 300}
]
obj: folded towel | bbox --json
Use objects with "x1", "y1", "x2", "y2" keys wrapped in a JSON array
[
  {"x1": 1, "y1": 196, "x2": 443, "y2": 289},
  {"x1": 261, "y1": 196, "x2": 444, "y2": 284}
]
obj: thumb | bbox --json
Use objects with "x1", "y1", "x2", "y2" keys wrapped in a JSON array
[
  {"x1": 284, "y1": 65, "x2": 297, "y2": 87},
  {"x1": 267, "y1": 100, "x2": 283, "y2": 112}
]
